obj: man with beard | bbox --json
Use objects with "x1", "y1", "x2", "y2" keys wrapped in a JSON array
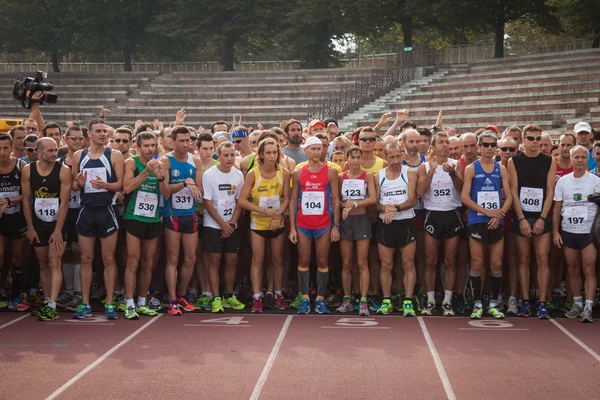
[{"x1": 282, "y1": 119, "x2": 307, "y2": 163}]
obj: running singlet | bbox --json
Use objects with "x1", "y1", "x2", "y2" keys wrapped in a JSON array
[
  {"x1": 0, "y1": 159, "x2": 22, "y2": 215},
  {"x1": 30, "y1": 162, "x2": 62, "y2": 223},
  {"x1": 296, "y1": 163, "x2": 331, "y2": 230},
  {"x1": 249, "y1": 167, "x2": 284, "y2": 230},
  {"x1": 78, "y1": 147, "x2": 117, "y2": 207},
  {"x1": 512, "y1": 152, "x2": 552, "y2": 219},
  {"x1": 422, "y1": 158, "x2": 461, "y2": 211},
  {"x1": 164, "y1": 152, "x2": 196, "y2": 217},
  {"x1": 361, "y1": 156, "x2": 384, "y2": 174},
  {"x1": 403, "y1": 154, "x2": 426, "y2": 213},
  {"x1": 468, "y1": 160, "x2": 503, "y2": 226},
  {"x1": 555, "y1": 161, "x2": 573, "y2": 178},
  {"x1": 124, "y1": 156, "x2": 161, "y2": 223},
  {"x1": 554, "y1": 171, "x2": 600, "y2": 234},
  {"x1": 341, "y1": 171, "x2": 367, "y2": 202},
  {"x1": 58, "y1": 155, "x2": 80, "y2": 209},
  {"x1": 378, "y1": 167, "x2": 414, "y2": 220}
]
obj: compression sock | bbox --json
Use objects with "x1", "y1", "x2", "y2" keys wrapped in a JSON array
[
  {"x1": 490, "y1": 272, "x2": 503, "y2": 307},
  {"x1": 298, "y1": 268, "x2": 310, "y2": 297},
  {"x1": 316, "y1": 268, "x2": 329, "y2": 298},
  {"x1": 11, "y1": 265, "x2": 25, "y2": 298},
  {"x1": 469, "y1": 274, "x2": 482, "y2": 303}
]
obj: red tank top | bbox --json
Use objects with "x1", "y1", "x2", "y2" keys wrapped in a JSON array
[
  {"x1": 555, "y1": 160, "x2": 573, "y2": 178},
  {"x1": 296, "y1": 164, "x2": 331, "y2": 230}
]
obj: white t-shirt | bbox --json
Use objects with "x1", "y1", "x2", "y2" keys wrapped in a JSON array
[
  {"x1": 554, "y1": 171, "x2": 600, "y2": 234},
  {"x1": 202, "y1": 165, "x2": 244, "y2": 230}
]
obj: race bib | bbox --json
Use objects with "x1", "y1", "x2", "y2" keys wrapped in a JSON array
[
  {"x1": 414, "y1": 196, "x2": 424, "y2": 210},
  {"x1": 381, "y1": 191, "x2": 411, "y2": 220},
  {"x1": 563, "y1": 206, "x2": 587, "y2": 233},
  {"x1": 172, "y1": 187, "x2": 193, "y2": 210},
  {"x1": 432, "y1": 181, "x2": 452, "y2": 203},
  {"x1": 83, "y1": 167, "x2": 108, "y2": 193},
  {"x1": 342, "y1": 179, "x2": 365, "y2": 200},
  {"x1": 302, "y1": 191, "x2": 325, "y2": 215},
  {"x1": 1, "y1": 191, "x2": 20, "y2": 215},
  {"x1": 477, "y1": 191, "x2": 500, "y2": 216},
  {"x1": 259, "y1": 195, "x2": 280, "y2": 211},
  {"x1": 520, "y1": 187, "x2": 543, "y2": 213},
  {"x1": 134, "y1": 191, "x2": 158, "y2": 218},
  {"x1": 34, "y1": 198, "x2": 59, "y2": 223},
  {"x1": 218, "y1": 198, "x2": 236, "y2": 221},
  {"x1": 68, "y1": 190, "x2": 80, "y2": 209}
]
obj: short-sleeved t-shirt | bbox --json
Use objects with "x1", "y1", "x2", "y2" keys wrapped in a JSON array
[
  {"x1": 202, "y1": 165, "x2": 244, "y2": 229},
  {"x1": 554, "y1": 171, "x2": 600, "y2": 234}
]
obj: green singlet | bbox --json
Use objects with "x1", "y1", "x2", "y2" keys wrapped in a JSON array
[{"x1": 124, "y1": 156, "x2": 161, "y2": 223}]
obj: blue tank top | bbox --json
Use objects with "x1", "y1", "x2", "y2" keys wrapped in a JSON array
[
  {"x1": 79, "y1": 148, "x2": 117, "y2": 207},
  {"x1": 468, "y1": 160, "x2": 503, "y2": 226},
  {"x1": 163, "y1": 152, "x2": 197, "y2": 217}
]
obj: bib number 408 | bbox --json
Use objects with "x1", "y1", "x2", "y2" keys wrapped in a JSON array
[{"x1": 522, "y1": 198, "x2": 540, "y2": 206}]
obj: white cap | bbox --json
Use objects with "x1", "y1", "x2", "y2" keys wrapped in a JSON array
[
  {"x1": 574, "y1": 122, "x2": 592, "y2": 134},
  {"x1": 301, "y1": 136, "x2": 323, "y2": 148}
]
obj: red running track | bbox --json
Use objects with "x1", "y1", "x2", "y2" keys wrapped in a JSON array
[{"x1": 0, "y1": 312, "x2": 599, "y2": 400}]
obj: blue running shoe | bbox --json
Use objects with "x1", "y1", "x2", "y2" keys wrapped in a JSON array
[
  {"x1": 297, "y1": 298, "x2": 310, "y2": 315},
  {"x1": 315, "y1": 298, "x2": 329, "y2": 314},
  {"x1": 105, "y1": 304, "x2": 118, "y2": 320},
  {"x1": 368, "y1": 296, "x2": 381, "y2": 312},
  {"x1": 453, "y1": 295, "x2": 465, "y2": 315},
  {"x1": 517, "y1": 301, "x2": 531, "y2": 317},
  {"x1": 537, "y1": 302, "x2": 550, "y2": 319},
  {"x1": 72, "y1": 303, "x2": 92, "y2": 319}
]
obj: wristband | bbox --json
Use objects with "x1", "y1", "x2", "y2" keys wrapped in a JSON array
[
  {"x1": 539, "y1": 216, "x2": 547, "y2": 222},
  {"x1": 518, "y1": 218, "x2": 526, "y2": 222},
  {"x1": 157, "y1": 176, "x2": 165, "y2": 182},
  {"x1": 353, "y1": 201, "x2": 358, "y2": 208},
  {"x1": 6, "y1": 198, "x2": 12, "y2": 207},
  {"x1": 183, "y1": 181, "x2": 187, "y2": 187},
  {"x1": 333, "y1": 222, "x2": 340, "y2": 227}
]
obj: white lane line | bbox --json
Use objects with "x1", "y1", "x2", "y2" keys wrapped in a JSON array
[
  {"x1": 550, "y1": 319, "x2": 600, "y2": 362},
  {"x1": 183, "y1": 324, "x2": 252, "y2": 328},
  {"x1": 417, "y1": 317, "x2": 456, "y2": 400},
  {"x1": 320, "y1": 326, "x2": 390, "y2": 329},
  {"x1": 45, "y1": 314, "x2": 163, "y2": 400},
  {"x1": 0, "y1": 314, "x2": 30, "y2": 330},
  {"x1": 249, "y1": 315, "x2": 293, "y2": 400},
  {"x1": 459, "y1": 328, "x2": 529, "y2": 331}
]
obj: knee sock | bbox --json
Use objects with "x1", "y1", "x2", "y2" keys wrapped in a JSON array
[
  {"x1": 469, "y1": 273, "x2": 482, "y2": 306},
  {"x1": 317, "y1": 269, "x2": 329, "y2": 298},
  {"x1": 490, "y1": 272, "x2": 502, "y2": 307},
  {"x1": 298, "y1": 268, "x2": 310, "y2": 296}
]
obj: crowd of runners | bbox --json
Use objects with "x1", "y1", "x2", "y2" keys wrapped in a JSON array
[{"x1": 1, "y1": 107, "x2": 599, "y2": 323}]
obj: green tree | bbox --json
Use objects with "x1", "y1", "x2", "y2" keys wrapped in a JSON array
[{"x1": 549, "y1": 0, "x2": 600, "y2": 47}]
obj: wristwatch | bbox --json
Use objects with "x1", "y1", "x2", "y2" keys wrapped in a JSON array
[
  {"x1": 431, "y1": 125, "x2": 440, "y2": 132},
  {"x1": 352, "y1": 201, "x2": 358, "y2": 208},
  {"x1": 6, "y1": 198, "x2": 12, "y2": 207},
  {"x1": 230, "y1": 222, "x2": 238, "y2": 229},
  {"x1": 157, "y1": 176, "x2": 165, "y2": 182},
  {"x1": 333, "y1": 222, "x2": 340, "y2": 227},
  {"x1": 395, "y1": 204, "x2": 401, "y2": 212}
]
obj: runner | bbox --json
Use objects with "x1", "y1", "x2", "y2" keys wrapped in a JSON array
[
  {"x1": 202, "y1": 142, "x2": 245, "y2": 313},
  {"x1": 122, "y1": 132, "x2": 170, "y2": 319},
  {"x1": 238, "y1": 138, "x2": 290, "y2": 313},
  {"x1": 159, "y1": 126, "x2": 203, "y2": 316},
  {"x1": 0, "y1": 133, "x2": 28, "y2": 311},
  {"x1": 282, "y1": 119, "x2": 307, "y2": 164},
  {"x1": 289, "y1": 136, "x2": 340, "y2": 314},
  {"x1": 508, "y1": 124, "x2": 556, "y2": 319},
  {"x1": 417, "y1": 131, "x2": 464, "y2": 316},
  {"x1": 374, "y1": 143, "x2": 418, "y2": 316},
  {"x1": 21, "y1": 138, "x2": 72, "y2": 321},
  {"x1": 553, "y1": 145, "x2": 600, "y2": 323},
  {"x1": 460, "y1": 131, "x2": 512, "y2": 319},
  {"x1": 335, "y1": 146, "x2": 376, "y2": 315}
]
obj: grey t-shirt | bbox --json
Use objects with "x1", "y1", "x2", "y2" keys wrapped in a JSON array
[{"x1": 283, "y1": 146, "x2": 307, "y2": 164}]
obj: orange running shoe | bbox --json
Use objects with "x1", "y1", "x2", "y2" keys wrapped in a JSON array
[
  {"x1": 177, "y1": 296, "x2": 196, "y2": 312},
  {"x1": 168, "y1": 302, "x2": 182, "y2": 316}
]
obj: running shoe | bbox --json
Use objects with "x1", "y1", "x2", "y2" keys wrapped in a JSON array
[
  {"x1": 38, "y1": 306, "x2": 59, "y2": 321},
  {"x1": 30, "y1": 299, "x2": 48, "y2": 317},
  {"x1": 57, "y1": 292, "x2": 73, "y2": 308},
  {"x1": 506, "y1": 298, "x2": 518, "y2": 315},
  {"x1": 72, "y1": 303, "x2": 92, "y2": 319},
  {"x1": 125, "y1": 306, "x2": 139, "y2": 320},
  {"x1": 297, "y1": 298, "x2": 310, "y2": 314},
  {"x1": 453, "y1": 295, "x2": 465, "y2": 315},
  {"x1": 418, "y1": 290, "x2": 428, "y2": 311},
  {"x1": 251, "y1": 298, "x2": 263, "y2": 313},
  {"x1": 211, "y1": 297, "x2": 224, "y2": 313},
  {"x1": 114, "y1": 294, "x2": 127, "y2": 312},
  {"x1": 326, "y1": 293, "x2": 341, "y2": 308},
  {"x1": 137, "y1": 305, "x2": 158, "y2": 317},
  {"x1": 186, "y1": 292, "x2": 198, "y2": 305},
  {"x1": 421, "y1": 301, "x2": 435, "y2": 316},
  {"x1": 263, "y1": 293, "x2": 276, "y2": 309},
  {"x1": 488, "y1": 306, "x2": 505, "y2": 319},
  {"x1": 517, "y1": 301, "x2": 531, "y2": 317},
  {"x1": 563, "y1": 300, "x2": 573, "y2": 311},
  {"x1": 580, "y1": 307, "x2": 593, "y2": 323},
  {"x1": 546, "y1": 300, "x2": 559, "y2": 314},
  {"x1": 442, "y1": 302, "x2": 455, "y2": 316},
  {"x1": 565, "y1": 304, "x2": 583, "y2": 319},
  {"x1": 65, "y1": 295, "x2": 82, "y2": 312},
  {"x1": 470, "y1": 306, "x2": 483, "y2": 319},
  {"x1": 177, "y1": 296, "x2": 196, "y2": 312},
  {"x1": 376, "y1": 299, "x2": 393, "y2": 315},
  {"x1": 368, "y1": 296, "x2": 381, "y2": 312},
  {"x1": 336, "y1": 299, "x2": 354, "y2": 313},
  {"x1": 536, "y1": 302, "x2": 550, "y2": 320},
  {"x1": 0, "y1": 296, "x2": 7, "y2": 309},
  {"x1": 402, "y1": 300, "x2": 416, "y2": 317},
  {"x1": 359, "y1": 302, "x2": 370, "y2": 316},
  {"x1": 169, "y1": 302, "x2": 183, "y2": 316},
  {"x1": 105, "y1": 304, "x2": 118, "y2": 320},
  {"x1": 315, "y1": 298, "x2": 329, "y2": 314},
  {"x1": 223, "y1": 295, "x2": 245, "y2": 310},
  {"x1": 194, "y1": 295, "x2": 212, "y2": 310},
  {"x1": 274, "y1": 294, "x2": 289, "y2": 310},
  {"x1": 148, "y1": 296, "x2": 162, "y2": 312},
  {"x1": 290, "y1": 293, "x2": 303, "y2": 309},
  {"x1": 28, "y1": 290, "x2": 44, "y2": 307},
  {"x1": 393, "y1": 291, "x2": 405, "y2": 312},
  {"x1": 353, "y1": 296, "x2": 360, "y2": 311},
  {"x1": 8, "y1": 296, "x2": 30, "y2": 312}
]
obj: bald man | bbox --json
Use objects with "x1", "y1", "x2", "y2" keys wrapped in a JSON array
[{"x1": 449, "y1": 137, "x2": 461, "y2": 160}]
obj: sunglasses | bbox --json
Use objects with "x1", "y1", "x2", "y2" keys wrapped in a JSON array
[
  {"x1": 480, "y1": 142, "x2": 497, "y2": 148},
  {"x1": 190, "y1": 137, "x2": 198, "y2": 141},
  {"x1": 26, "y1": 127, "x2": 38, "y2": 132},
  {"x1": 114, "y1": 139, "x2": 129, "y2": 144},
  {"x1": 334, "y1": 146, "x2": 346, "y2": 151},
  {"x1": 25, "y1": 146, "x2": 36, "y2": 152},
  {"x1": 525, "y1": 136, "x2": 541, "y2": 142},
  {"x1": 359, "y1": 137, "x2": 377, "y2": 142},
  {"x1": 500, "y1": 147, "x2": 516, "y2": 152},
  {"x1": 69, "y1": 136, "x2": 84, "y2": 141},
  {"x1": 233, "y1": 139, "x2": 243, "y2": 144}
]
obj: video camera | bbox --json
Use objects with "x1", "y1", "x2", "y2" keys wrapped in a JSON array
[{"x1": 12, "y1": 71, "x2": 58, "y2": 109}]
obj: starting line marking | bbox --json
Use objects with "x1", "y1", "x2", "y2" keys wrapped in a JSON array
[
  {"x1": 0, "y1": 314, "x2": 30, "y2": 330},
  {"x1": 418, "y1": 317, "x2": 456, "y2": 400},
  {"x1": 550, "y1": 319, "x2": 600, "y2": 362},
  {"x1": 459, "y1": 328, "x2": 529, "y2": 331},
  {"x1": 0, "y1": 343, "x2": 68, "y2": 348},
  {"x1": 50, "y1": 323, "x2": 115, "y2": 326},
  {"x1": 321, "y1": 326, "x2": 390, "y2": 329},
  {"x1": 249, "y1": 315, "x2": 294, "y2": 400},
  {"x1": 183, "y1": 324, "x2": 252, "y2": 328},
  {"x1": 45, "y1": 314, "x2": 163, "y2": 400}
]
